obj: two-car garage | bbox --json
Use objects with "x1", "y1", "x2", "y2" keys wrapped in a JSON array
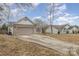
[
  {"x1": 13, "y1": 24, "x2": 34, "y2": 35},
  {"x1": 8, "y1": 17, "x2": 35, "y2": 35}
]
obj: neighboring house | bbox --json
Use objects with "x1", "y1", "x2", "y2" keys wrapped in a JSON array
[
  {"x1": 46, "y1": 25, "x2": 58, "y2": 34},
  {"x1": 46, "y1": 24, "x2": 79, "y2": 34},
  {"x1": 46, "y1": 24, "x2": 71, "y2": 34},
  {"x1": 61, "y1": 24, "x2": 70, "y2": 34},
  {"x1": 67, "y1": 25, "x2": 79, "y2": 34},
  {"x1": 8, "y1": 17, "x2": 36, "y2": 35}
]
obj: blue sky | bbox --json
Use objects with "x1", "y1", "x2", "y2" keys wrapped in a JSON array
[
  {"x1": 24, "y1": 4, "x2": 48, "y2": 18},
  {"x1": 67, "y1": 3, "x2": 79, "y2": 15},
  {"x1": 9, "y1": 3, "x2": 79, "y2": 25}
]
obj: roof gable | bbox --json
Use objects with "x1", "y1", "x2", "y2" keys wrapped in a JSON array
[
  {"x1": 52, "y1": 24, "x2": 66, "y2": 30},
  {"x1": 16, "y1": 17, "x2": 34, "y2": 25},
  {"x1": 68, "y1": 25, "x2": 79, "y2": 29},
  {"x1": 64, "y1": 24, "x2": 70, "y2": 29},
  {"x1": 46, "y1": 24, "x2": 70, "y2": 31}
]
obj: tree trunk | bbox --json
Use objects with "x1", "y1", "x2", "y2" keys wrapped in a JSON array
[{"x1": 49, "y1": 3, "x2": 54, "y2": 34}]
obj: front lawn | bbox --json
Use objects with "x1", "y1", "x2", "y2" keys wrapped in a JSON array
[
  {"x1": 45, "y1": 34, "x2": 79, "y2": 44},
  {"x1": 0, "y1": 34, "x2": 61, "y2": 56}
]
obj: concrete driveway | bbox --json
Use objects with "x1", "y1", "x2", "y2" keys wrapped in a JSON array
[{"x1": 17, "y1": 34, "x2": 79, "y2": 56}]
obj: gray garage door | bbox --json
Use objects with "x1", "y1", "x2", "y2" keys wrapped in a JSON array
[{"x1": 14, "y1": 27, "x2": 34, "y2": 35}]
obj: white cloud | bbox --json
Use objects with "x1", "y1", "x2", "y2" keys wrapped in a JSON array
[
  {"x1": 33, "y1": 16, "x2": 42, "y2": 20},
  {"x1": 47, "y1": 3, "x2": 67, "y2": 19},
  {"x1": 48, "y1": 14, "x2": 53, "y2": 20},
  {"x1": 64, "y1": 13, "x2": 71, "y2": 17},
  {"x1": 54, "y1": 3, "x2": 63, "y2": 7},
  {"x1": 32, "y1": 3, "x2": 40, "y2": 7},
  {"x1": 54, "y1": 13, "x2": 79, "y2": 25},
  {"x1": 10, "y1": 8, "x2": 19, "y2": 17},
  {"x1": 58, "y1": 4, "x2": 66, "y2": 10},
  {"x1": 10, "y1": 8, "x2": 25, "y2": 21},
  {"x1": 47, "y1": 3, "x2": 79, "y2": 25},
  {"x1": 54, "y1": 4, "x2": 67, "y2": 17},
  {"x1": 32, "y1": 16, "x2": 49, "y2": 23}
]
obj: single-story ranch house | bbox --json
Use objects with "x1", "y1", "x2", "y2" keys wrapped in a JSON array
[
  {"x1": 46, "y1": 24, "x2": 70, "y2": 34},
  {"x1": 8, "y1": 17, "x2": 36, "y2": 35},
  {"x1": 8, "y1": 16, "x2": 79, "y2": 35},
  {"x1": 46, "y1": 24, "x2": 79, "y2": 34}
]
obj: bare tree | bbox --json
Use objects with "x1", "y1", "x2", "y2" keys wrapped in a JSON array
[
  {"x1": 0, "y1": 6, "x2": 4, "y2": 11},
  {"x1": 0, "y1": 4, "x2": 5, "y2": 23},
  {"x1": 47, "y1": 3, "x2": 66, "y2": 34},
  {"x1": 48, "y1": 3, "x2": 54, "y2": 34},
  {"x1": 34, "y1": 18, "x2": 48, "y2": 33},
  {"x1": 15, "y1": 3, "x2": 33, "y2": 12},
  {"x1": 0, "y1": 4, "x2": 11, "y2": 24},
  {"x1": 4, "y1": 4, "x2": 11, "y2": 24},
  {"x1": 0, "y1": 3, "x2": 33, "y2": 23}
]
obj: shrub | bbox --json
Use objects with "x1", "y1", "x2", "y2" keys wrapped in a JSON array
[
  {"x1": 66, "y1": 31, "x2": 69, "y2": 34},
  {"x1": 0, "y1": 24, "x2": 8, "y2": 34},
  {"x1": 58, "y1": 31, "x2": 60, "y2": 34}
]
